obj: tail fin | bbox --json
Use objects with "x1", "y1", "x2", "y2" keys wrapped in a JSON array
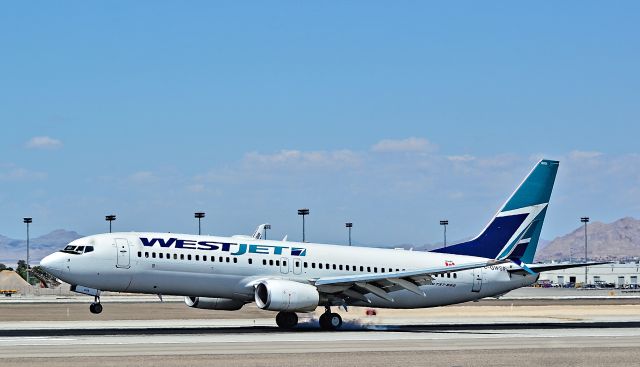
[{"x1": 431, "y1": 159, "x2": 559, "y2": 263}]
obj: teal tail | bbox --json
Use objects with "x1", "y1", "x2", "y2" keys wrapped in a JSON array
[{"x1": 432, "y1": 159, "x2": 559, "y2": 263}]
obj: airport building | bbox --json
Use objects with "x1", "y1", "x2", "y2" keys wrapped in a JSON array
[{"x1": 538, "y1": 263, "x2": 640, "y2": 287}]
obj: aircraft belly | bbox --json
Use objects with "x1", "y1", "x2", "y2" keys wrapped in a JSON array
[{"x1": 127, "y1": 270, "x2": 242, "y2": 298}]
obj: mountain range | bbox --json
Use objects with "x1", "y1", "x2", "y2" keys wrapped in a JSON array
[{"x1": 1, "y1": 217, "x2": 639, "y2": 265}]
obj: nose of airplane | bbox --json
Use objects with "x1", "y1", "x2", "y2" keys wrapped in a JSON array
[{"x1": 40, "y1": 252, "x2": 64, "y2": 275}]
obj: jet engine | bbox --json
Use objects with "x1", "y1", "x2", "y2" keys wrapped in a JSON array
[
  {"x1": 184, "y1": 296, "x2": 245, "y2": 311},
  {"x1": 254, "y1": 279, "x2": 319, "y2": 312}
]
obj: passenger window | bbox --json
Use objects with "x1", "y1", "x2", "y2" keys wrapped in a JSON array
[
  {"x1": 226, "y1": 257, "x2": 230, "y2": 263},
  {"x1": 233, "y1": 258, "x2": 237, "y2": 263},
  {"x1": 211, "y1": 256, "x2": 215, "y2": 262},
  {"x1": 85, "y1": 246, "x2": 94, "y2": 253},
  {"x1": 138, "y1": 251, "x2": 142, "y2": 258},
  {"x1": 276, "y1": 260, "x2": 280, "y2": 266},
  {"x1": 381, "y1": 268, "x2": 385, "y2": 273},
  {"x1": 326, "y1": 263, "x2": 330, "y2": 269},
  {"x1": 263, "y1": 259, "x2": 267, "y2": 265},
  {"x1": 188, "y1": 254, "x2": 192, "y2": 260},
  {"x1": 174, "y1": 254, "x2": 178, "y2": 260},
  {"x1": 319, "y1": 263, "x2": 323, "y2": 269},
  {"x1": 453, "y1": 273, "x2": 457, "y2": 279},
  {"x1": 269, "y1": 259, "x2": 274, "y2": 266},
  {"x1": 389, "y1": 268, "x2": 392, "y2": 273},
  {"x1": 152, "y1": 252, "x2": 156, "y2": 259},
  {"x1": 312, "y1": 263, "x2": 316, "y2": 269},
  {"x1": 339, "y1": 265, "x2": 343, "y2": 270},
  {"x1": 180, "y1": 254, "x2": 184, "y2": 260},
  {"x1": 219, "y1": 256, "x2": 223, "y2": 262},
  {"x1": 345, "y1": 265, "x2": 349, "y2": 271},
  {"x1": 304, "y1": 262, "x2": 308, "y2": 268},
  {"x1": 145, "y1": 252, "x2": 149, "y2": 258},
  {"x1": 360, "y1": 266, "x2": 364, "y2": 272},
  {"x1": 447, "y1": 273, "x2": 451, "y2": 278},
  {"x1": 195, "y1": 255, "x2": 199, "y2": 261},
  {"x1": 160, "y1": 253, "x2": 164, "y2": 259},
  {"x1": 367, "y1": 267, "x2": 371, "y2": 272},
  {"x1": 283, "y1": 260, "x2": 287, "y2": 266},
  {"x1": 203, "y1": 256, "x2": 207, "y2": 261},
  {"x1": 296, "y1": 261, "x2": 300, "y2": 267},
  {"x1": 248, "y1": 259, "x2": 253, "y2": 265},
  {"x1": 374, "y1": 267, "x2": 378, "y2": 273}
]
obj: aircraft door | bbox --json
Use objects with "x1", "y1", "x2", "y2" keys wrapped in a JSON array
[
  {"x1": 280, "y1": 257, "x2": 289, "y2": 274},
  {"x1": 472, "y1": 268, "x2": 483, "y2": 292},
  {"x1": 293, "y1": 258, "x2": 303, "y2": 275},
  {"x1": 115, "y1": 238, "x2": 131, "y2": 269}
]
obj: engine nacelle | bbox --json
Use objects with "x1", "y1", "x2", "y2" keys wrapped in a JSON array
[
  {"x1": 184, "y1": 296, "x2": 245, "y2": 311},
  {"x1": 254, "y1": 279, "x2": 319, "y2": 312}
]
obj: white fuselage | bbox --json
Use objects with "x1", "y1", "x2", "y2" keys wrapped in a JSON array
[{"x1": 42, "y1": 232, "x2": 537, "y2": 309}]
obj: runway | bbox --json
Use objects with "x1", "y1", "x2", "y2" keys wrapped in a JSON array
[
  {"x1": 2, "y1": 322, "x2": 640, "y2": 366},
  {"x1": 3, "y1": 297, "x2": 640, "y2": 366}
]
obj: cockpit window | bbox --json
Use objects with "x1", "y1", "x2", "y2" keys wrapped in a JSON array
[{"x1": 60, "y1": 245, "x2": 93, "y2": 255}]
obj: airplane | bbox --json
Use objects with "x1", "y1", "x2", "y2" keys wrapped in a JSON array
[{"x1": 40, "y1": 159, "x2": 601, "y2": 330}]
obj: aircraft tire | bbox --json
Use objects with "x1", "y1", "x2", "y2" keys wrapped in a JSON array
[{"x1": 275, "y1": 311, "x2": 298, "y2": 329}]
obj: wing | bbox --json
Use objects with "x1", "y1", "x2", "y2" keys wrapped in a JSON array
[
  {"x1": 508, "y1": 261, "x2": 612, "y2": 276},
  {"x1": 313, "y1": 259, "x2": 505, "y2": 303}
]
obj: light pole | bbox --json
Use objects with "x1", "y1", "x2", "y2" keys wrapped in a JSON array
[
  {"x1": 263, "y1": 224, "x2": 271, "y2": 240},
  {"x1": 581, "y1": 217, "x2": 590, "y2": 286},
  {"x1": 440, "y1": 220, "x2": 448, "y2": 247},
  {"x1": 105, "y1": 215, "x2": 116, "y2": 233},
  {"x1": 345, "y1": 222, "x2": 353, "y2": 246},
  {"x1": 194, "y1": 212, "x2": 205, "y2": 235},
  {"x1": 298, "y1": 209, "x2": 309, "y2": 242},
  {"x1": 23, "y1": 217, "x2": 32, "y2": 285}
]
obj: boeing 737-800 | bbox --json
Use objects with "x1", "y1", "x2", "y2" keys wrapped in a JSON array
[{"x1": 40, "y1": 159, "x2": 599, "y2": 330}]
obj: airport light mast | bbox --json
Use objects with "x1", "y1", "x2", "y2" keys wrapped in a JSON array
[
  {"x1": 105, "y1": 215, "x2": 116, "y2": 233},
  {"x1": 581, "y1": 217, "x2": 590, "y2": 286},
  {"x1": 194, "y1": 212, "x2": 205, "y2": 235},
  {"x1": 263, "y1": 224, "x2": 271, "y2": 240},
  {"x1": 298, "y1": 208, "x2": 309, "y2": 242},
  {"x1": 440, "y1": 220, "x2": 449, "y2": 247},
  {"x1": 23, "y1": 217, "x2": 32, "y2": 285},
  {"x1": 345, "y1": 222, "x2": 353, "y2": 246}
]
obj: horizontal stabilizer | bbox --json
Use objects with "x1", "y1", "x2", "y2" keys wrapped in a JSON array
[{"x1": 508, "y1": 261, "x2": 612, "y2": 275}]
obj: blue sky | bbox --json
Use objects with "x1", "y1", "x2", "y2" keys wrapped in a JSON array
[{"x1": 1, "y1": 2, "x2": 639, "y2": 246}]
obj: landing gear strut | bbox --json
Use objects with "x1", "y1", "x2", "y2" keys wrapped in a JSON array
[
  {"x1": 89, "y1": 295, "x2": 103, "y2": 314},
  {"x1": 275, "y1": 311, "x2": 298, "y2": 329},
  {"x1": 319, "y1": 306, "x2": 342, "y2": 330}
]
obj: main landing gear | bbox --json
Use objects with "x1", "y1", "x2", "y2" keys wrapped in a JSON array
[
  {"x1": 275, "y1": 311, "x2": 298, "y2": 329},
  {"x1": 89, "y1": 295, "x2": 103, "y2": 314},
  {"x1": 275, "y1": 307, "x2": 343, "y2": 330},
  {"x1": 319, "y1": 306, "x2": 342, "y2": 331}
]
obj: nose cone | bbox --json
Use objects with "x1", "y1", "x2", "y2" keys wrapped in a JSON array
[{"x1": 40, "y1": 252, "x2": 65, "y2": 276}]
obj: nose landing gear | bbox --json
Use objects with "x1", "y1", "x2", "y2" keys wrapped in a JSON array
[{"x1": 89, "y1": 295, "x2": 103, "y2": 314}]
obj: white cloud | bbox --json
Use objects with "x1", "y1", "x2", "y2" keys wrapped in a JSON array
[
  {"x1": 25, "y1": 136, "x2": 63, "y2": 150},
  {"x1": 187, "y1": 184, "x2": 206, "y2": 193},
  {"x1": 371, "y1": 137, "x2": 437, "y2": 153},
  {"x1": 0, "y1": 165, "x2": 47, "y2": 181},
  {"x1": 244, "y1": 149, "x2": 361, "y2": 169},
  {"x1": 128, "y1": 171, "x2": 155, "y2": 183},
  {"x1": 568, "y1": 150, "x2": 603, "y2": 160},
  {"x1": 447, "y1": 154, "x2": 476, "y2": 162}
]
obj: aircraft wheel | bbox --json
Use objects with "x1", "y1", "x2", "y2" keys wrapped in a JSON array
[
  {"x1": 275, "y1": 311, "x2": 298, "y2": 329},
  {"x1": 89, "y1": 302, "x2": 103, "y2": 314},
  {"x1": 319, "y1": 312, "x2": 342, "y2": 330}
]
